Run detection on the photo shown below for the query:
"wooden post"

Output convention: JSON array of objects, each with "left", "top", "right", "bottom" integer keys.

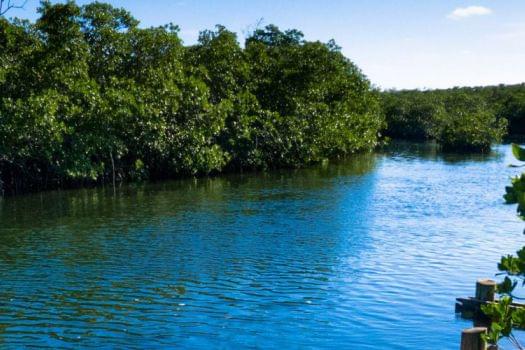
[
  {"left": 476, "top": 279, "right": 497, "bottom": 302},
  {"left": 461, "top": 327, "right": 487, "bottom": 350}
]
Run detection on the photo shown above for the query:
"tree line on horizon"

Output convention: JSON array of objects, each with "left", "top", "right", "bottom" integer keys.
[
  {"left": 381, "top": 84, "right": 525, "bottom": 151},
  {"left": 0, "top": 1, "right": 523, "bottom": 195}
]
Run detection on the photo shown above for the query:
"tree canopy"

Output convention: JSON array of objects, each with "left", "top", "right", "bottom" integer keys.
[
  {"left": 1, "top": 1, "right": 522, "bottom": 196},
  {"left": 0, "top": 1, "right": 384, "bottom": 195},
  {"left": 381, "top": 84, "right": 525, "bottom": 152}
]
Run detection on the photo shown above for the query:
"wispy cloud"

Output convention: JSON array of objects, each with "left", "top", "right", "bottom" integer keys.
[{"left": 447, "top": 6, "right": 492, "bottom": 20}]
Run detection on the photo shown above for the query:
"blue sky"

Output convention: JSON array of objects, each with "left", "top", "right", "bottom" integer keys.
[{"left": 5, "top": 0, "right": 525, "bottom": 89}]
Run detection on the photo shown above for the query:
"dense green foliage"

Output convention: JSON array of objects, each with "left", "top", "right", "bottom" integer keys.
[
  {"left": 1, "top": 1, "right": 522, "bottom": 196},
  {"left": 0, "top": 1, "right": 384, "bottom": 195},
  {"left": 381, "top": 85, "right": 525, "bottom": 151},
  {"left": 482, "top": 144, "right": 525, "bottom": 349}
]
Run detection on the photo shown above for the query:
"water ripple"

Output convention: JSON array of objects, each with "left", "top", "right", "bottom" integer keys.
[{"left": 0, "top": 143, "right": 523, "bottom": 349}]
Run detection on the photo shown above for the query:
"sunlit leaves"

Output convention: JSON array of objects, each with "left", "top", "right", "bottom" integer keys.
[
  {"left": 0, "top": 4, "right": 383, "bottom": 194},
  {"left": 482, "top": 296, "right": 514, "bottom": 345},
  {"left": 512, "top": 144, "right": 525, "bottom": 162}
]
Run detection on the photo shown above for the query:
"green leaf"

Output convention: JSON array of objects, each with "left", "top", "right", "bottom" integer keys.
[
  {"left": 497, "top": 276, "right": 517, "bottom": 295},
  {"left": 512, "top": 143, "right": 525, "bottom": 162}
]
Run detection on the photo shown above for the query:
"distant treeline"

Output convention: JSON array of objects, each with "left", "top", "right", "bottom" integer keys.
[
  {"left": 0, "top": 1, "right": 384, "bottom": 195},
  {"left": 381, "top": 84, "right": 525, "bottom": 150}
]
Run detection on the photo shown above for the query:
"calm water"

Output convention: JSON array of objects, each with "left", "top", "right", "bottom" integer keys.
[{"left": 0, "top": 142, "right": 524, "bottom": 349}]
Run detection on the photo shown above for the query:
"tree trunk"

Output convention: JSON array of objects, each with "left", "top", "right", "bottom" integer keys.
[{"left": 110, "top": 151, "right": 116, "bottom": 195}]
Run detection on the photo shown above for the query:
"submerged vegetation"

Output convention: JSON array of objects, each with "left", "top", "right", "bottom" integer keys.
[{"left": 0, "top": 1, "right": 384, "bottom": 195}]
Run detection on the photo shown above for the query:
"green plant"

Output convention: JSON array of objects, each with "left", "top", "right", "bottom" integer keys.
[
  {"left": 483, "top": 144, "right": 525, "bottom": 349},
  {"left": 504, "top": 144, "right": 525, "bottom": 218},
  {"left": 482, "top": 296, "right": 525, "bottom": 349}
]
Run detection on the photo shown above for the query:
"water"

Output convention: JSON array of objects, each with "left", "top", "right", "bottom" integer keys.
[{"left": 0, "top": 142, "right": 524, "bottom": 349}]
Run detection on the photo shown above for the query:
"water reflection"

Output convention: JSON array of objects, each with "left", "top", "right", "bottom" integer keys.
[
  {"left": 380, "top": 140, "right": 504, "bottom": 164},
  {"left": 0, "top": 153, "right": 382, "bottom": 348},
  {"left": 0, "top": 144, "right": 523, "bottom": 349}
]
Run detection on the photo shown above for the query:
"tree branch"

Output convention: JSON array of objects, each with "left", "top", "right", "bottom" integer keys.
[{"left": 0, "top": 0, "right": 28, "bottom": 16}]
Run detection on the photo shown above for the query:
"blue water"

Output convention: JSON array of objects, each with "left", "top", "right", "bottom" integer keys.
[{"left": 0, "top": 142, "right": 524, "bottom": 349}]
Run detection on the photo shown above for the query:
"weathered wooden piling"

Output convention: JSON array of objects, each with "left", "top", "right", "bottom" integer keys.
[
  {"left": 456, "top": 280, "right": 507, "bottom": 349},
  {"left": 456, "top": 279, "right": 498, "bottom": 322},
  {"left": 475, "top": 279, "right": 496, "bottom": 302},
  {"left": 460, "top": 327, "right": 487, "bottom": 350}
]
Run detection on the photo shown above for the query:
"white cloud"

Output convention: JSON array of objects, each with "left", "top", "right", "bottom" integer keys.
[{"left": 447, "top": 6, "right": 492, "bottom": 20}]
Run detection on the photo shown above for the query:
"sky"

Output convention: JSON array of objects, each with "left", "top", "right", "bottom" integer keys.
[{"left": 5, "top": 0, "right": 525, "bottom": 90}]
